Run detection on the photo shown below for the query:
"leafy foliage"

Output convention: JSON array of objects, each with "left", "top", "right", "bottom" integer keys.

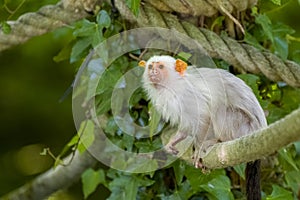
[
  {"left": 5, "top": 0, "right": 294, "bottom": 199},
  {"left": 82, "top": 168, "right": 106, "bottom": 199},
  {"left": 67, "top": 2, "right": 300, "bottom": 199},
  {"left": 125, "top": 0, "right": 141, "bottom": 16},
  {"left": 0, "top": 21, "right": 11, "bottom": 34}
]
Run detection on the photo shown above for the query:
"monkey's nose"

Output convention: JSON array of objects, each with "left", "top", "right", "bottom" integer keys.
[{"left": 151, "top": 69, "right": 159, "bottom": 75}]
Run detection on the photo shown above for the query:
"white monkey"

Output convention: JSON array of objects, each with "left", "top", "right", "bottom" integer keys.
[{"left": 139, "top": 55, "right": 267, "bottom": 200}]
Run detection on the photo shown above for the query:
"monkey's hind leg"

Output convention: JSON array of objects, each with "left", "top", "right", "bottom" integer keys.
[
  {"left": 192, "top": 139, "right": 219, "bottom": 169},
  {"left": 192, "top": 120, "right": 215, "bottom": 169},
  {"left": 165, "top": 131, "right": 188, "bottom": 155}
]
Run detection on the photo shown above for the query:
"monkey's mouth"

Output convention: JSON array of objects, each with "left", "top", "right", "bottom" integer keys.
[{"left": 149, "top": 75, "right": 161, "bottom": 83}]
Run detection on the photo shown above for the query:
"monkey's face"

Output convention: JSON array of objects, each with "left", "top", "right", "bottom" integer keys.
[
  {"left": 140, "top": 55, "right": 187, "bottom": 89},
  {"left": 147, "top": 61, "right": 169, "bottom": 85}
]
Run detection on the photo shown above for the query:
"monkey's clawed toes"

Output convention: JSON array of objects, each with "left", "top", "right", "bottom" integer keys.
[
  {"left": 192, "top": 150, "right": 206, "bottom": 169},
  {"left": 165, "top": 144, "right": 179, "bottom": 155}
]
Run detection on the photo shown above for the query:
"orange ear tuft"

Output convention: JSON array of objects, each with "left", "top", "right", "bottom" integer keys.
[
  {"left": 175, "top": 59, "right": 187, "bottom": 76},
  {"left": 138, "top": 60, "right": 146, "bottom": 67}
]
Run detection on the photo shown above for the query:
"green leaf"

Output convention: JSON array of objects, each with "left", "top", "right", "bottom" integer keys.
[
  {"left": 160, "top": 192, "right": 182, "bottom": 200},
  {"left": 108, "top": 175, "right": 154, "bottom": 200},
  {"left": 291, "top": 50, "right": 300, "bottom": 64},
  {"left": 97, "top": 10, "right": 111, "bottom": 28},
  {"left": 200, "top": 175, "right": 234, "bottom": 200},
  {"left": 105, "top": 117, "right": 119, "bottom": 135},
  {"left": 233, "top": 163, "right": 246, "bottom": 180},
  {"left": 244, "top": 32, "right": 264, "bottom": 50},
  {"left": 70, "top": 37, "right": 91, "bottom": 63},
  {"left": 211, "top": 16, "right": 225, "bottom": 31},
  {"left": 56, "top": 135, "right": 80, "bottom": 158},
  {"left": 134, "top": 137, "right": 162, "bottom": 153},
  {"left": 67, "top": 134, "right": 80, "bottom": 147},
  {"left": 82, "top": 168, "right": 106, "bottom": 199},
  {"left": 125, "top": 0, "right": 141, "bottom": 16},
  {"left": 149, "top": 105, "right": 162, "bottom": 138},
  {"left": 255, "top": 14, "right": 273, "bottom": 42},
  {"left": 285, "top": 170, "right": 300, "bottom": 195},
  {"left": 73, "top": 20, "right": 96, "bottom": 37},
  {"left": 278, "top": 148, "right": 299, "bottom": 171},
  {"left": 121, "top": 133, "right": 135, "bottom": 151},
  {"left": 173, "top": 160, "right": 186, "bottom": 185},
  {"left": 266, "top": 185, "right": 293, "bottom": 200},
  {"left": 177, "top": 180, "right": 194, "bottom": 199},
  {"left": 185, "top": 166, "right": 223, "bottom": 189},
  {"left": 185, "top": 167, "right": 233, "bottom": 199},
  {"left": 78, "top": 120, "right": 95, "bottom": 153},
  {"left": 272, "top": 23, "right": 295, "bottom": 37},
  {"left": 177, "top": 52, "right": 192, "bottom": 61},
  {"left": 273, "top": 36, "right": 288, "bottom": 59},
  {"left": 281, "top": 87, "right": 300, "bottom": 112},
  {"left": 92, "top": 26, "right": 103, "bottom": 47},
  {"left": 95, "top": 90, "right": 113, "bottom": 115},
  {"left": 53, "top": 42, "right": 73, "bottom": 62},
  {"left": 1, "top": 21, "right": 11, "bottom": 34},
  {"left": 96, "top": 67, "right": 123, "bottom": 95},
  {"left": 237, "top": 74, "right": 268, "bottom": 108},
  {"left": 125, "top": 157, "right": 159, "bottom": 173},
  {"left": 269, "top": 0, "right": 281, "bottom": 6}
]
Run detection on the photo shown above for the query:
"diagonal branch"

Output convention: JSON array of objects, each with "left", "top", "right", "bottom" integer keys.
[
  {"left": 202, "top": 107, "right": 300, "bottom": 168},
  {"left": 1, "top": 107, "right": 300, "bottom": 200},
  {"left": 0, "top": 151, "right": 96, "bottom": 200}
]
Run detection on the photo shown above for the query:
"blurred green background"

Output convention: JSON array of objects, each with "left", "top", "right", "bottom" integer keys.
[{"left": 0, "top": 0, "right": 300, "bottom": 199}]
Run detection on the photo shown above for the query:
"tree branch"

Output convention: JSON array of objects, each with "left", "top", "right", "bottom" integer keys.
[
  {"left": 0, "top": 151, "right": 96, "bottom": 200},
  {"left": 2, "top": 107, "right": 300, "bottom": 200},
  {"left": 202, "top": 107, "right": 300, "bottom": 168}
]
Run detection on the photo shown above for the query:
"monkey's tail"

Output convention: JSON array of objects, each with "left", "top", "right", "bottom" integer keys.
[{"left": 246, "top": 160, "right": 261, "bottom": 200}]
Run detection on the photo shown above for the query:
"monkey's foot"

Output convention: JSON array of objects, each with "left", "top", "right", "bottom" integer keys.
[
  {"left": 192, "top": 148, "right": 213, "bottom": 173},
  {"left": 192, "top": 149, "right": 207, "bottom": 169},
  {"left": 165, "top": 144, "right": 179, "bottom": 155},
  {"left": 165, "top": 131, "right": 187, "bottom": 155}
]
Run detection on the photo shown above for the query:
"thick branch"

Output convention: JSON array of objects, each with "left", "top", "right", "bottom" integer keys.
[
  {"left": 2, "top": 107, "right": 300, "bottom": 199},
  {"left": 0, "top": 152, "right": 96, "bottom": 200},
  {"left": 202, "top": 107, "right": 300, "bottom": 168}
]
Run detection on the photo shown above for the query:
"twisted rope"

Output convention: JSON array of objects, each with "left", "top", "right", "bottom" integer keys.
[
  {"left": 145, "top": 0, "right": 257, "bottom": 16},
  {"left": 0, "top": 0, "right": 99, "bottom": 52},
  {"left": 1, "top": 0, "right": 299, "bottom": 87},
  {"left": 115, "top": 1, "right": 300, "bottom": 87}
]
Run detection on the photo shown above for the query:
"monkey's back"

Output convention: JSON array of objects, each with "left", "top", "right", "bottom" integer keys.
[
  {"left": 189, "top": 67, "right": 267, "bottom": 141},
  {"left": 143, "top": 65, "right": 267, "bottom": 143}
]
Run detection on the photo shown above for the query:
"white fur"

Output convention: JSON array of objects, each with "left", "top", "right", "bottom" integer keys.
[{"left": 142, "top": 55, "right": 267, "bottom": 162}]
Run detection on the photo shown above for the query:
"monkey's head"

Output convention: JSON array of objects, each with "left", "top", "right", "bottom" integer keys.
[{"left": 139, "top": 55, "right": 187, "bottom": 88}]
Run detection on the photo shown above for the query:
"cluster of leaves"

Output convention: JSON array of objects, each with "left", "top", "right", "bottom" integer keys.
[
  {"left": 244, "top": 1, "right": 300, "bottom": 61},
  {"left": 54, "top": 6, "right": 122, "bottom": 64},
  {"left": 82, "top": 162, "right": 237, "bottom": 200},
  {"left": 237, "top": 73, "right": 300, "bottom": 199},
  {"left": 237, "top": 1, "right": 300, "bottom": 197}
]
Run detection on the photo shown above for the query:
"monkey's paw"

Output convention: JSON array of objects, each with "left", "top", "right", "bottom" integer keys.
[
  {"left": 192, "top": 148, "right": 210, "bottom": 173},
  {"left": 192, "top": 149, "right": 204, "bottom": 169},
  {"left": 165, "top": 144, "right": 179, "bottom": 155}
]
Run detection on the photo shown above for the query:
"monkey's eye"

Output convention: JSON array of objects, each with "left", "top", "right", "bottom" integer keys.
[
  {"left": 158, "top": 65, "right": 164, "bottom": 69},
  {"left": 148, "top": 64, "right": 153, "bottom": 69}
]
